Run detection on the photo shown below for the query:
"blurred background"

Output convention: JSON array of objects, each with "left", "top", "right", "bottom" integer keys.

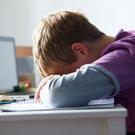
[
  {"left": 0, "top": 0, "right": 135, "bottom": 90},
  {"left": 0, "top": 0, "right": 135, "bottom": 45}
]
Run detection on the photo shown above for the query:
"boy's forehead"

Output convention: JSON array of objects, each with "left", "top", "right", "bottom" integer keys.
[{"left": 46, "top": 63, "right": 74, "bottom": 75}]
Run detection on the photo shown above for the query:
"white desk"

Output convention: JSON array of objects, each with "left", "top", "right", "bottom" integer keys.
[{"left": 0, "top": 106, "right": 127, "bottom": 135}]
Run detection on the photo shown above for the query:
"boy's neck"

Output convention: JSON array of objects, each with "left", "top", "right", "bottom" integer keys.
[
  {"left": 91, "top": 35, "right": 115, "bottom": 59},
  {"left": 100, "top": 35, "right": 115, "bottom": 50}
]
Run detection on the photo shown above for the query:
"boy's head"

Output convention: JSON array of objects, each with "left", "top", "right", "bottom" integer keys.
[{"left": 33, "top": 11, "right": 105, "bottom": 77}]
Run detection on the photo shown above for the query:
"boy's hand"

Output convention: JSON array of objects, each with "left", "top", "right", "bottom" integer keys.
[{"left": 34, "top": 75, "right": 55, "bottom": 101}]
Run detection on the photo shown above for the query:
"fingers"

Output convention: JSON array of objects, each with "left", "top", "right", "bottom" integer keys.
[
  {"left": 34, "top": 79, "right": 47, "bottom": 100},
  {"left": 34, "top": 75, "right": 55, "bottom": 101}
]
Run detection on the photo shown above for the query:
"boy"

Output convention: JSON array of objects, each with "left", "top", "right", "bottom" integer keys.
[{"left": 33, "top": 11, "right": 135, "bottom": 134}]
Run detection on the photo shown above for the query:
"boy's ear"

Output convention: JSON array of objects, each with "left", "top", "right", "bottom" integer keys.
[{"left": 72, "top": 43, "right": 91, "bottom": 56}]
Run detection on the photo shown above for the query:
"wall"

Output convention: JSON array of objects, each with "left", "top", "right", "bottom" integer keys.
[{"left": 0, "top": 0, "right": 135, "bottom": 46}]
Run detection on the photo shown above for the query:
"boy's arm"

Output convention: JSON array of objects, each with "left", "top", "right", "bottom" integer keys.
[
  {"left": 39, "top": 41, "right": 135, "bottom": 107},
  {"left": 39, "top": 64, "right": 119, "bottom": 107}
]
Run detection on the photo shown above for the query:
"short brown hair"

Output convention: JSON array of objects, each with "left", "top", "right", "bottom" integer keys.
[{"left": 33, "top": 11, "right": 105, "bottom": 77}]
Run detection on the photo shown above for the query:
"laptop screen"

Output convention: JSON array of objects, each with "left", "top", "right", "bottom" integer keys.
[{"left": 0, "top": 37, "right": 18, "bottom": 92}]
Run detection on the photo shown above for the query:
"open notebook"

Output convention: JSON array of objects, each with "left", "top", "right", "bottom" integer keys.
[{"left": 0, "top": 97, "right": 114, "bottom": 112}]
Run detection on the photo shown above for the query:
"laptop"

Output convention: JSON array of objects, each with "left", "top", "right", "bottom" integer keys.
[{"left": 0, "top": 36, "right": 18, "bottom": 93}]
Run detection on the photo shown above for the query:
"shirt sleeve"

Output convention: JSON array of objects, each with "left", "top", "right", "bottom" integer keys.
[
  {"left": 93, "top": 41, "right": 135, "bottom": 91},
  {"left": 40, "top": 64, "right": 120, "bottom": 108}
]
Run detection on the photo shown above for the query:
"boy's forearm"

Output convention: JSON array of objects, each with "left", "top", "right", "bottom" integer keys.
[{"left": 40, "top": 64, "right": 120, "bottom": 107}]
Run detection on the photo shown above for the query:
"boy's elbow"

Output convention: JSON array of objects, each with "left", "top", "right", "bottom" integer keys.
[
  {"left": 49, "top": 88, "right": 69, "bottom": 108},
  {"left": 46, "top": 79, "right": 71, "bottom": 108},
  {"left": 40, "top": 78, "right": 87, "bottom": 108},
  {"left": 49, "top": 87, "right": 86, "bottom": 108},
  {"left": 40, "top": 85, "right": 70, "bottom": 108}
]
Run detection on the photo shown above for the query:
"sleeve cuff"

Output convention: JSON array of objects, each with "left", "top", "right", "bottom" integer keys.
[{"left": 84, "top": 64, "right": 120, "bottom": 96}]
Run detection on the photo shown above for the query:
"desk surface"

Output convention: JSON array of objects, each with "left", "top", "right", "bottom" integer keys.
[
  {"left": 0, "top": 106, "right": 127, "bottom": 122},
  {"left": 0, "top": 106, "right": 127, "bottom": 135}
]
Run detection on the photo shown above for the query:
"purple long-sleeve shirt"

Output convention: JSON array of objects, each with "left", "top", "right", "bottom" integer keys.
[
  {"left": 94, "top": 30, "right": 135, "bottom": 133},
  {"left": 40, "top": 30, "right": 135, "bottom": 133}
]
